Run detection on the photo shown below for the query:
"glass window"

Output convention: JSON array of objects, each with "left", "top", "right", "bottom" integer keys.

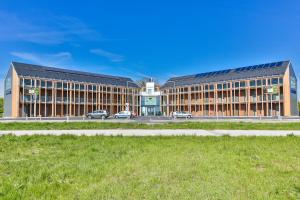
[
  {"left": 250, "top": 80, "right": 256, "bottom": 87},
  {"left": 272, "top": 78, "right": 278, "bottom": 85},
  {"left": 209, "top": 85, "right": 214, "bottom": 90},
  {"left": 279, "top": 78, "right": 283, "bottom": 84},
  {"left": 223, "top": 83, "right": 227, "bottom": 89},
  {"left": 63, "top": 83, "right": 68, "bottom": 90},
  {"left": 80, "top": 84, "right": 85, "bottom": 90},
  {"left": 235, "top": 82, "right": 239, "bottom": 88},
  {"left": 257, "top": 80, "right": 261, "bottom": 86},
  {"left": 41, "top": 80, "right": 46, "bottom": 87},
  {"left": 88, "top": 85, "right": 93, "bottom": 91},
  {"left": 57, "top": 82, "right": 62, "bottom": 89},
  {"left": 263, "top": 80, "right": 266, "bottom": 86},
  {"left": 47, "top": 81, "right": 52, "bottom": 88},
  {"left": 75, "top": 84, "right": 79, "bottom": 90},
  {"left": 36, "top": 80, "right": 40, "bottom": 87},
  {"left": 93, "top": 85, "right": 97, "bottom": 91},
  {"left": 240, "top": 81, "right": 246, "bottom": 87},
  {"left": 24, "top": 79, "right": 31, "bottom": 86},
  {"left": 217, "top": 84, "right": 222, "bottom": 90},
  {"left": 205, "top": 85, "right": 209, "bottom": 90},
  {"left": 268, "top": 79, "right": 271, "bottom": 85}
]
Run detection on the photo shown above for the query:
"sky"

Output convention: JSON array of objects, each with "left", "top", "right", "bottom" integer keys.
[{"left": 1, "top": 0, "right": 300, "bottom": 97}]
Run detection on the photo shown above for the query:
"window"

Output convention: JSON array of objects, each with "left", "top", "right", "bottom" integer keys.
[
  {"left": 257, "top": 80, "right": 261, "bottom": 86},
  {"left": 93, "top": 85, "right": 97, "bottom": 91},
  {"left": 279, "top": 78, "right": 283, "bottom": 84},
  {"left": 5, "top": 75, "right": 12, "bottom": 91},
  {"left": 235, "top": 82, "right": 239, "bottom": 88},
  {"left": 41, "top": 80, "right": 46, "bottom": 87},
  {"left": 240, "top": 81, "right": 246, "bottom": 88},
  {"left": 263, "top": 80, "right": 266, "bottom": 86},
  {"left": 57, "top": 82, "right": 62, "bottom": 89},
  {"left": 36, "top": 80, "right": 40, "bottom": 87},
  {"left": 75, "top": 84, "right": 79, "bottom": 90},
  {"left": 209, "top": 85, "right": 214, "bottom": 90},
  {"left": 268, "top": 79, "right": 271, "bottom": 85},
  {"left": 223, "top": 83, "right": 227, "bottom": 89},
  {"left": 88, "top": 85, "right": 93, "bottom": 91},
  {"left": 217, "top": 84, "right": 222, "bottom": 90},
  {"left": 24, "top": 79, "right": 31, "bottom": 86},
  {"left": 250, "top": 80, "right": 256, "bottom": 87},
  {"left": 47, "top": 81, "right": 52, "bottom": 88},
  {"left": 272, "top": 78, "right": 278, "bottom": 85},
  {"left": 63, "top": 83, "right": 68, "bottom": 90},
  {"left": 80, "top": 85, "right": 85, "bottom": 90},
  {"left": 205, "top": 85, "right": 209, "bottom": 90}
]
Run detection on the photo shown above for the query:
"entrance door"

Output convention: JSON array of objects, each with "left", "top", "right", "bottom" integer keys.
[{"left": 147, "top": 107, "right": 155, "bottom": 116}]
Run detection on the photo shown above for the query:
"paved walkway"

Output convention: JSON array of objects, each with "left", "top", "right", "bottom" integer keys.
[{"left": 0, "top": 129, "right": 300, "bottom": 136}]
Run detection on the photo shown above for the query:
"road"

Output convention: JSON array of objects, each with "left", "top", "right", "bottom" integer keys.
[
  {"left": 1, "top": 129, "right": 299, "bottom": 136},
  {"left": 1, "top": 116, "right": 300, "bottom": 123}
]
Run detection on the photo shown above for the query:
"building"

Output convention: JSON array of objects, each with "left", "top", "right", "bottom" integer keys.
[
  {"left": 161, "top": 60, "right": 298, "bottom": 117},
  {"left": 4, "top": 62, "right": 140, "bottom": 118},
  {"left": 140, "top": 82, "right": 161, "bottom": 116},
  {"left": 4, "top": 60, "right": 298, "bottom": 118}
]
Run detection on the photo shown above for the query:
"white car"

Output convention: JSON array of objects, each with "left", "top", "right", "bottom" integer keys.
[
  {"left": 172, "top": 111, "right": 192, "bottom": 119},
  {"left": 114, "top": 111, "right": 132, "bottom": 119}
]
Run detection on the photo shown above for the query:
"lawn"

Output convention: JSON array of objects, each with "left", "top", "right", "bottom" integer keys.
[
  {"left": 0, "top": 135, "right": 299, "bottom": 199},
  {"left": 2, "top": 121, "right": 300, "bottom": 130}
]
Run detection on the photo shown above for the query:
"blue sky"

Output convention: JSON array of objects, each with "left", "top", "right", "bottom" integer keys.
[{"left": 1, "top": 0, "right": 300, "bottom": 96}]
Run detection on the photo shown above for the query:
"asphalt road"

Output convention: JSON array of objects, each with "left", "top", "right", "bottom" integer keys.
[{"left": 1, "top": 116, "right": 300, "bottom": 123}]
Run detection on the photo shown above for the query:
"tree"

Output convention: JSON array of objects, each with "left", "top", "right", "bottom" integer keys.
[{"left": 0, "top": 97, "right": 3, "bottom": 117}]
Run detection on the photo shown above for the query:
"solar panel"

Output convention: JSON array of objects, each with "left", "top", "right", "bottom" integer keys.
[{"left": 12, "top": 62, "right": 139, "bottom": 88}]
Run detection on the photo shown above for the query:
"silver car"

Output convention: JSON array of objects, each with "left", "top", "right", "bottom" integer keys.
[
  {"left": 172, "top": 111, "right": 192, "bottom": 119},
  {"left": 114, "top": 111, "right": 132, "bottom": 119},
  {"left": 86, "top": 110, "right": 110, "bottom": 119}
]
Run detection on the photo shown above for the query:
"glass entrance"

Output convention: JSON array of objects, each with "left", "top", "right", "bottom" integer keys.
[{"left": 141, "top": 106, "right": 161, "bottom": 116}]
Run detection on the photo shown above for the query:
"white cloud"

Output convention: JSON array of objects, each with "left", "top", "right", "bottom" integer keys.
[
  {"left": 0, "top": 11, "right": 101, "bottom": 45},
  {"left": 10, "top": 51, "right": 72, "bottom": 67},
  {"left": 90, "top": 48, "right": 124, "bottom": 62}
]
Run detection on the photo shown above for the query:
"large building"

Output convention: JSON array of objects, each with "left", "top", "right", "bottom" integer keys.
[{"left": 4, "top": 60, "right": 298, "bottom": 117}]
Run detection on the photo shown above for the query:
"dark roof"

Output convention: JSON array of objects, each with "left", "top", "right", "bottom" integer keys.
[
  {"left": 162, "top": 61, "right": 290, "bottom": 88},
  {"left": 12, "top": 62, "right": 139, "bottom": 88}
]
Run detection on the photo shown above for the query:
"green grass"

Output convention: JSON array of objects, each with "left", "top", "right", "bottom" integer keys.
[
  {"left": 0, "top": 135, "right": 299, "bottom": 199},
  {"left": 2, "top": 121, "right": 300, "bottom": 130}
]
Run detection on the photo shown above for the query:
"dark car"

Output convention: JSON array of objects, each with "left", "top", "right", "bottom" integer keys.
[{"left": 86, "top": 110, "right": 110, "bottom": 119}]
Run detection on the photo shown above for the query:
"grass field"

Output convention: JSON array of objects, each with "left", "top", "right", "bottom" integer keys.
[
  {"left": 2, "top": 121, "right": 300, "bottom": 130},
  {"left": 0, "top": 135, "right": 299, "bottom": 199}
]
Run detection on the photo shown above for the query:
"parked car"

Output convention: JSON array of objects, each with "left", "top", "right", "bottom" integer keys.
[
  {"left": 172, "top": 111, "right": 192, "bottom": 119},
  {"left": 86, "top": 110, "right": 110, "bottom": 119},
  {"left": 114, "top": 111, "right": 132, "bottom": 119}
]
